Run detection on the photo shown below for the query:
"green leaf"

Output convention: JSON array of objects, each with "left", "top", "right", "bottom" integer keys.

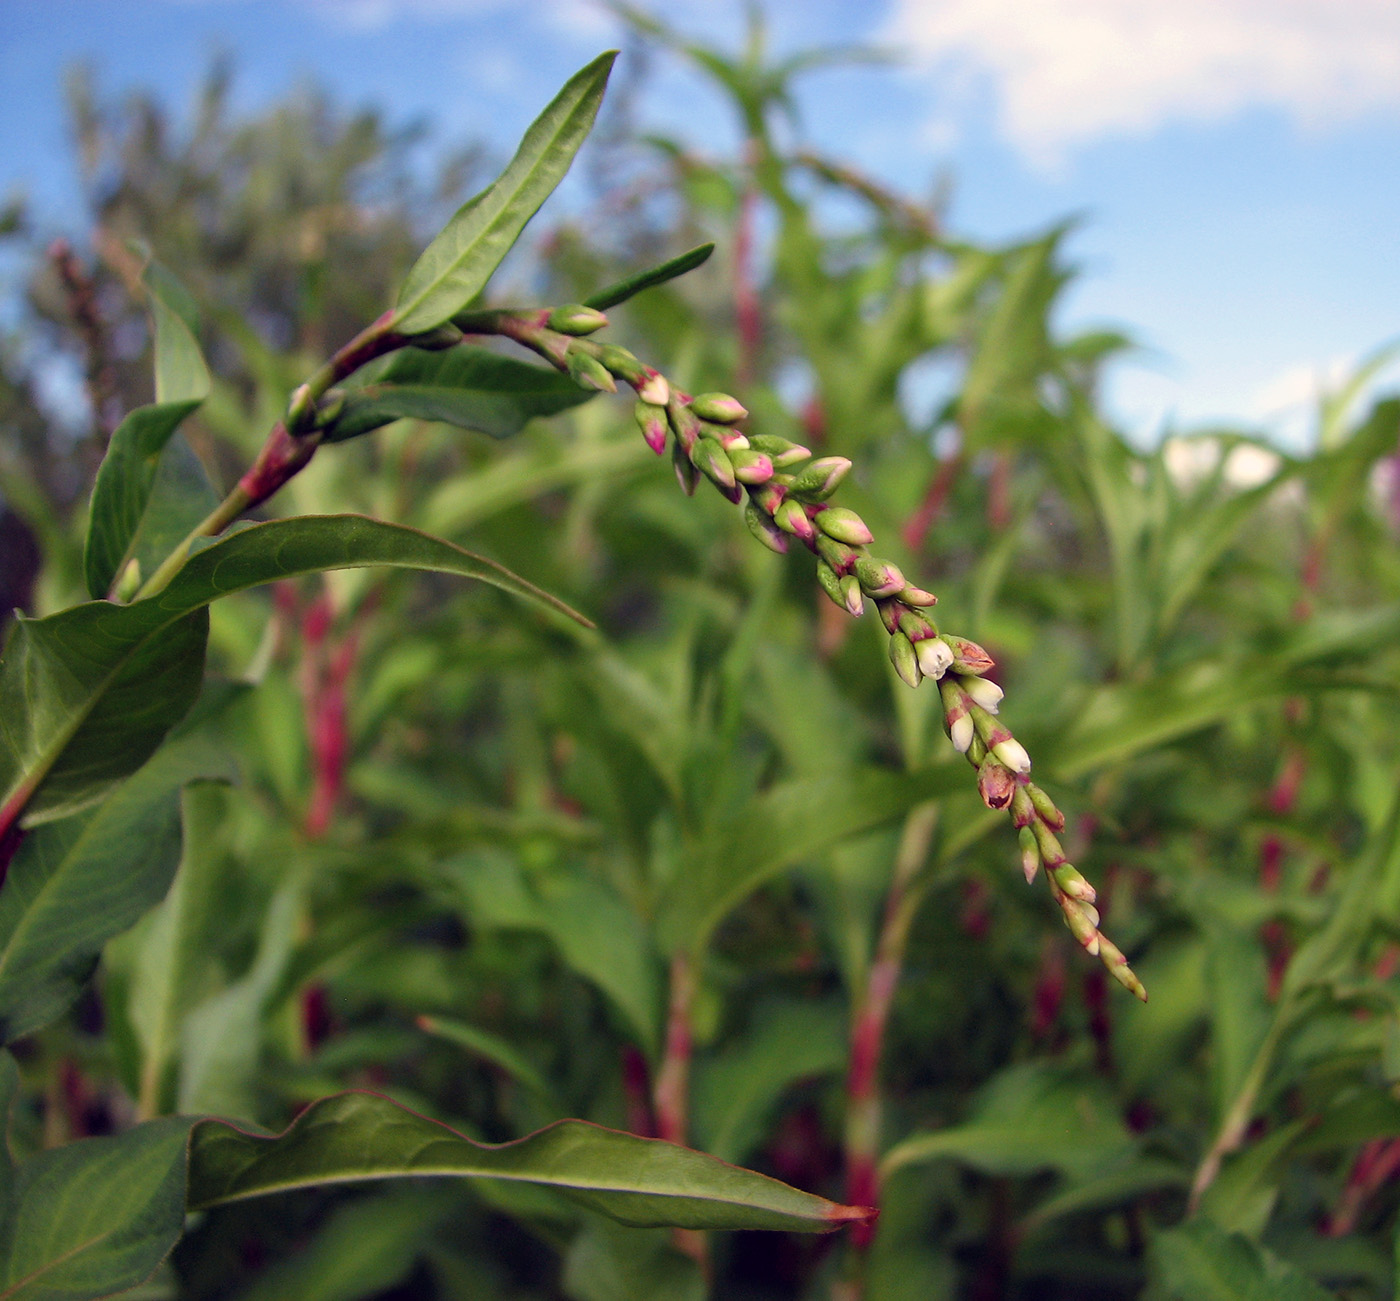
[
  {"left": 417, "top": 1013, "right": 563, "bottom": 1112},
  {"left": 323, "top": 345, "right": 593, "bottom": 442},
  {"left": 0, "top": 1104, "right": 190, "bottom": 1301},
  {"left": 393, "top": 53, "right": 616, "bottom": 334},
  {"left": 0, "top": 514, "right": 591, "bottom": 832},
  {"left": 186, "top": 1091, "right": 872, "bottom": 1232},
  {"left": 0, "top": 724, "right": 234, "bottom": 1043},
  {"left": 879, "top": 1062, "right": 1135, "bottom": 1182},
  {"left": 583, "top": 242, "right": 715, "bottom": 311},
  {"left": 563, "top": 1221, "right": 704, "bottom": 1301},
  {"left": 658, "top": 764, "right": 966, "bottom": 952},
  {"left": 82, "top": 263, "right": 211, "bottom": 600},
  {"left": 1149, "top": 1218, "right": 1336, "bottom": 1301}
]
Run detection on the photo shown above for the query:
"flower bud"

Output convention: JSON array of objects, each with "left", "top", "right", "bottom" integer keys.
[
  {"left": 813, "top": 507, "right": 874, "bottom": 546},
  {"left": 787, "top": 456, "right": 852, "bottom": 500},
  {"left": 729, "top": 448, "right": 775, "bottom": 484},
  {"left": 1027, "top": 783, "right": 1065, "bottom": 831},
  {"left": 888, "top": 631, "right": 922, "bottom": 688},
  {"left": 967, "top": 734, "right": 988, "bottom": 766},
  {"left": 1031, "top": 820, "right": 1067, "bottom": 869},
  {"left": 945, "top": 635, "right": 994, "bottom": 675},
  {"left": 635, "top": 400, "right": 668, "bottom": 454},
  {"left": 1009, "top": 784, "right": 1036, "bottom": 829},
  {"left": 548, "top": 304, "right": 609, "bottom": 335},
  {"left": 565, "top": 346, "right": 616, "bottom": 393},
  {"left": 690, "top": 392, "right": 748, "bottom": 424},
  {"left": 668, "top": 401, "right": 702, "bottom": 453},
  {"left": 815, "top": 535, "right": 858, "bottom": 574},
  {"left": 901, "top": 584, "right": 938, "bottom": 607},
  {"left": 815, "top": 559, "right": 846, "bottom": 610},
  {"left": 672, "top": 439, "right": 699, "bottom": 495},
  {"left": 774, "top": 497, "right": 817, "bottom": 543},
  {"left": 1050, "top": 863, "right": 1096, "bottom": 904},
  {"left": 711, "top": 428, "right": 750, "bottom": 451},
  {"left": 877, "top": 599, "right": 902, "bottom": 635},
  {"left": 992, "top": 736, "right": 1031, "bottom": 774},
  {"left": 840, "top": 575, "right": 865, "bottom": 617},
  {"left": 744, "top": 498, "right": 789, "bottom": 553},
  {"left": 1018, "top": 825, "right": 1040, "bottom": 884},
  {"left": 596, "top": 343, "right": 645, "bottom": 384},
  {"left": 898, "top": 610, "right": 937, "bottom": 642},
  {"left": 748, "top": 434, "right": 811, "bottom": 467},
  {"left": 961, "top": 675, "right": 1003, "bottom": 714},
  {"left": 1058, "top": 896, "right": 1101, "bottom": 955},
  {"left": 636, "top": 370, "right": 670, "bottom": 406},
  {"left": 1097, "top": 935, "right": 1148, "bottom": 1001},
  {"left": 939, "top": 678, "right": 974, "bottom": 753},
  {"left": 916, "top": 637, "right": 954, "bottom": 680},
  {"left": 855, "top": 556, "right": 905, "bottom": 598},
  {"left": 693, "top": 437, "right": 736, "bottom": 492},
  {"left": 977, "top": 760, "right": 1016, "bottom": 809}
]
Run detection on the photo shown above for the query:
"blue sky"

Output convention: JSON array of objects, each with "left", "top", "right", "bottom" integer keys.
[{"left": 3, "top": 0, "right": 1399, "bottom": 447}]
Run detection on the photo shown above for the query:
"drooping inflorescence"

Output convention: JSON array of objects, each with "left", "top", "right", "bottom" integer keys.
[{"left": 470, "top": 303, "right": 1146, "bottom": 1001}]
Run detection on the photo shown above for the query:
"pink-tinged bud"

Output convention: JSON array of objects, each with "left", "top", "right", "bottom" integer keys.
[
  {"left": 961, "top": 676, "right": 1003, "bottom": 713},
  {"left": 992, "top": 736, "right": 1031, "bottom": 774},
  {"left": 774, "top": 497, "right": 817, "bottom": 542},
  {"left": 898, "top": 610, "right": 937, "bottom": 642},
  {"left": 901, "top": 585, "right": 938, "bottom": 607},
  {"left": 635, "top": 400, "right": 668, "bottom": 454},
  {"left": 1050, "top": 863, "right": 1096, "bottom": 904},
  {"left": 668, "top": 401, "right": 702, "bottom": 453},
  {"left": 548, "top": 303, "right": 609, "bottom": 336},
  {"left": 744, "top": 499, "right": 789, "bottom": 553},
  {"left": 1009, "top": 785, "right": 1035, "bottom": 829},
  {"left": 977, "top": 760, "right": 1016, "bottom": 809},
  {"left": 888, "top": 631, "right": 922, "bottom": 688},
  {"left": 636, "top": 371, "right": 670, "bottom": 406},
  {"left": 1031, "top": 820, "right": 1067, "bottom": 868},
  {"left": 813, "top": 507, "right": 874, "bottom": 546},
  {"left": 1027, "top": 784, "right": 1065, "bottom": 831},
  {"left": 597, "top": 344, "right": 645, "bottom": 384},
  {"left": 730, "top": 448, "right": 775, "bottom": 484},
  {"left": 945, "top": 635, "right": 994, "bottom": 675},
  {"left": 916, "top": 637, "right": 954, "bottom": 680},
  {"left": 713, "top": 429, "right": 750, "bottom": 451},
  {"left": 815, "top": 535, "right": 858, "bottom": 575},
  {"left": 1018, "top": 826, "right": 1040, "bottom": 883},
  {"left": 690, "top": 392, "right": 748, "bottom": 424},
  {"left": 1097, "top": 935, "right": 1148, "bottom": 1001},
  {"left": 693, "top": 437, "right": 736, "bottom": 492},
  {"left": 877, "top": 599, "right": 902, "bottom": 635},
  {"left": 672, "top": 439, "right": 699, "bottom": 495},
  {"left": 565, "top": 345, "right": 617, "bottom": 393},
  {"left": 840, "top": 575, "right": 865, "bottom": 617},
  {"left": 749, "top": 434, "right": 811, "bottom": 467},
  {"left": 816, "top": 559, "right": 846, "bottom": 610},
  {"left": 856, "top": 556, "right": 905, "bottom": 598},
  {"left": 788, "top": 456, "right": 852, "bottom": 500},
  {"left": 1059, "top": 897, "right": 1101, "bottom": 955}
]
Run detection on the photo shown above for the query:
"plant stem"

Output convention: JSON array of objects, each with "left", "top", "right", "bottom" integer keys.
[
  {"left": 841, "top": 802, "right": 939, "bottom": 1292},
  {"left": 654, "top": 950, "right": 708, "bottom": 1272},
  {"left": 133, "top": 480, "right": 253, "bottom": 600}
]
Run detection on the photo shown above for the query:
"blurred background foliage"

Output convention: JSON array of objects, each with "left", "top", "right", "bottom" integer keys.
[{"left": 2, "top": 13, "right": 1400, "bottom": 1299}]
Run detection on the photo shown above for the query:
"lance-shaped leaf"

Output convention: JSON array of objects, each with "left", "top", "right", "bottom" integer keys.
[
  {"left": 322, "top": 346, "right": 593, "bottom": 443},
  {"left": 83, "top": 262, "right": 212, "bottom": 600},
  {"left": 0, "top": 722, "right": 235, "bottom": 1044},
  {"left": 0, "top": 515, "right": 590, "bottom": 833},
  {"left": 0, "top": 1049, "right": 191, "bottom": 1301},
  {"left": 583, "top": 242, "right": 715, "bottom": 311},
  {"left": 187, "top": 1091, "right": 873, "bottom": 1232},
  {"left": 393, "top": 52, "right": 615, "bottom": 335}
]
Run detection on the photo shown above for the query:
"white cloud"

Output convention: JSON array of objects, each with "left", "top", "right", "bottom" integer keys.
[{"left": 886, "top": 0, "right": 1400, "bottom": 161}]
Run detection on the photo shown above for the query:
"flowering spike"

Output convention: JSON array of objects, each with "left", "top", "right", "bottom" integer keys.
[
  {"left": 813, "top": 507, "right": 874, "bottom": 546},
  {"left": 888, "top": 631, "right": 922, "bottom": 688}
]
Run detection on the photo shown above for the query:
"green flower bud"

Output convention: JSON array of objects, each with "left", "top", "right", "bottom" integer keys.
[
  {"left": 1027, "top": 784, "right": 1065, "bottom": 831},
  {"left": 747, "top": 434, "right": 812, "bottom": 467},
  {"left": 1058, "top": 895, "right": 1101, "bottom": 955},
  {"left": 967, "top": 734, "right": 988, "bottom": 766},
  {"left": 775, "top": 497, "right": 817, "bottom": 542},
  {"left": 1097, "top": 935, "right": 1148, "bottom": 1002},
  {"left": 711, "top": 428, "right": 750, "bottom": 451},
  {"left": 729, "top": 448, "right": 775, "bottom": 484},
  {"left": 596, "top": 343, "right": 646, "bottom": 384},
  {"left": 1009, "top": 784, "right": 1036, "bottom": 829},
  {"left": 877, "top": 599, "right": 902, "bottom": 635},
  {"left": 888, "top": 631, "right": 922, "bottom": 688},
  {"left": 901, "top": 584, "right": 939, "bottom": 607},
  {"left": 690, "top": 392, "right": 749, "bottom": 424},
  {"left": 897, "top": 610, "right": 937, "bottom": 642},
  {"left": 840, "top": 574, "right": 865, "bottom": 617},
  {"left": 815, "top": 534, "right": 858, "bottom": 574},
  {"left": 668, "top": 400, "right": 702, "bottom": 453},
  {"left": 1031, "top": 820, "right": 1067, "bottom": 869},
  {"left": 1018, "top": 825, "right": 1040, "bottom": 884},
  {"left": 816, "top": 559, "right": 846, "bottom": 610},
  {"left": 693, "top": 436, "right": 737, "bottom": 494},
  {"left": 565, "top": 345, "right": 617, "bottom": 393},
  {"left": 855, "top": 556, "right": 906, "bottom": 597},
  {"left": 813, "top": 507, "right": 874, "bottom": 546},
  {"left": 787, "top": 456, "right": 853, "bottom": 500},
  {"left": 672, "top": 439, "right": 699, "bottom": 495},
  {"left": 548, "top": 303, "right": 609, "bottom": 335},
  {"left": 744, "top": 498, "right": 789, "bottom": 553},
  {"left": 635, "top": 400, "right": 668, "bottom": 454},
  {"left": 1050, "top": 862, "right": 1096, "bottom": 904}
]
